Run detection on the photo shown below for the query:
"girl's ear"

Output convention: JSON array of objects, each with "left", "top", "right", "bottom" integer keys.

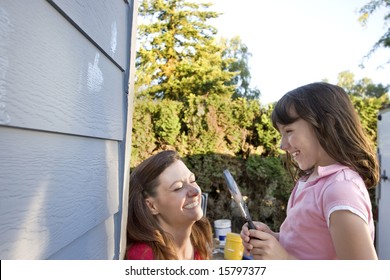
[{"left": 145, "top": 198, "right": 159, "bottom": 215}]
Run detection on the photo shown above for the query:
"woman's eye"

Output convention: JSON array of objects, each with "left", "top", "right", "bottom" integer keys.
[
  {"left": 189, "top": 174, "right": 196, "bottom": 183},
  {"left": 174, "top": 185, "right": 183, "bottom": 191}
]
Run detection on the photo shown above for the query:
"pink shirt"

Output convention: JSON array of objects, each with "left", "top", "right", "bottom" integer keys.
[{"left": 279, "top": 163, "right": 374, "bottom": 260}]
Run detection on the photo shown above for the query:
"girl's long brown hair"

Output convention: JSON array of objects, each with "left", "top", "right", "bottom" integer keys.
[
  {"left": 126, "top": 150, "right": 213, "bottom": 259},
  {"left": 271, "top": 82, "right": 379, "bottom": 189}
]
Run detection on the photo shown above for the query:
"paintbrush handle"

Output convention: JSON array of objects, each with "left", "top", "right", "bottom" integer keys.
[
  {"left": 247, "top": 219, "right": 256, "bottom": 230},
  {"left": 243, "top": 203, "right": 256, "bottom": 230},
  {"left": 247, "top": 218, "right": 262, "bottom": 241}
]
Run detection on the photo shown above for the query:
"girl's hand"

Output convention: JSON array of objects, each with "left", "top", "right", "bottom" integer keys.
[
  {"left": 240, "top": 222, "right": 293, "bottom": 259},
  {"left": 240, "top": 221, "right": 275, "bottom": 256},
  {"left": 248, "top": 229, "right": 293, "bottom": 259}
]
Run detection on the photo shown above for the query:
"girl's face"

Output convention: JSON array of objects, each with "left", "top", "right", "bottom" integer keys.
[
  {"left": 277, "top": 114, "right": 336, "bottom": 174},
  {"left": 145, "top": 160, "right": 203, "bottom": 230}
]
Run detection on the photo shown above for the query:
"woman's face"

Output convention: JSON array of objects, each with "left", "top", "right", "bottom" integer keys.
[
  {"left": 277, "top": 113, "right": 336, "bottom": 173},
  {"left": 145, "top": 160, "right": 203, "bottom": 229}
]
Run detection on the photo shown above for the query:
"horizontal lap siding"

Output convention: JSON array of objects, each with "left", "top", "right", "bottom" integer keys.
[
  {"left": 49, "top": 0, "right": 129, "bottom": 71},
  {"left": 0, "top": 0, "right": 132, "bottom": 259},
  {"left": 48, "top": 216, "right": 117, "bottom": 260},
  {"left": 1, "top": 0, "right": 124, "bottom": 140},
  {"left": 0, "top": 127, "right": 119, "bottom": 259}
]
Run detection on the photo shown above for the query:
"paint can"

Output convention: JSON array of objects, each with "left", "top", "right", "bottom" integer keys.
[
  {"left": 224, "top": 232, "right": 244, "bottom": 260},
  {"left": 214, "top": 219, "right": 231, "bottom": 245}
]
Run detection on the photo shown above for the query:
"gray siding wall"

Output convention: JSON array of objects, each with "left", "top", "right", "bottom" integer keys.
[{"left": 0, "top": 0, "right": 136, "bottom": 259}]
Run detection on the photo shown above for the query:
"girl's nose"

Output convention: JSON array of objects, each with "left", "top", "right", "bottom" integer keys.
[{"left": 280, "top": 138, "right": 289, "bottom": 151}]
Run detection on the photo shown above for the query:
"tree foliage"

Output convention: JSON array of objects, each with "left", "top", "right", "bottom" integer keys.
[
  {"left": 220, "top": 36, "right": 261, "bottom": 100},
  {"left": 359, "top": 0, "right": 390, "bottom": 64},
  {"left": 337, "top": 70, "right": 390, "bottom": 98},
  {"left": 136, "top": 0, "right": 236, "bottom": 101},
  {"left": 351, "top": 94, "right": 388, "bottom": 144}
]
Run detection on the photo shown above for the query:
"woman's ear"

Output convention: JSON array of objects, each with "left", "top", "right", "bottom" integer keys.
[{"left": 145, "top": 198, "right": 159, "bottom": 215}]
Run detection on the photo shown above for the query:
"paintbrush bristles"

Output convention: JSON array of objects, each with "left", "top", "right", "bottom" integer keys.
[{"left": 231, "top": 192, "right": 242, "bottom": 204}]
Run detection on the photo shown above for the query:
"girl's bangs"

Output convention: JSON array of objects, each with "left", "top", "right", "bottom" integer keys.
[{"left": 271, "top": 95, "right": 299, "bottom": 128}]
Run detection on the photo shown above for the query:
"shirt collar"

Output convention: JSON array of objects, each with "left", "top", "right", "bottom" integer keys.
[
  {"left": 317, "top": 163, "right": 348, "bottom": 178},
  {"left": 299, "top": 163, "right": 348, "bottom": 185}
]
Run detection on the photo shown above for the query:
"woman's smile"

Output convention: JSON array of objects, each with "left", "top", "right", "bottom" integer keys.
[{"left": 184, "top": 199, "right": 200, "bottom": 209}]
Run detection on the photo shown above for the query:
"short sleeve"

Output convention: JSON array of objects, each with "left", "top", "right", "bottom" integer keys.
[{"left": 322, "top": 175, "right": 372, "bottom": 226}]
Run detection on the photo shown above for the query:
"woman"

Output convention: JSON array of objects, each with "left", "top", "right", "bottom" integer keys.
[{"left": 126, "top": 150, "right": 213, "bottom": 260}]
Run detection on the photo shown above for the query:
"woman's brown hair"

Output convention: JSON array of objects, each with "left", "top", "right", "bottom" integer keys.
[
  {"left": 126, "top": 150, "right": 213, "bottom": 259},
  {"left": 271, "top": 82, "right": 379, "bottom": 189}
]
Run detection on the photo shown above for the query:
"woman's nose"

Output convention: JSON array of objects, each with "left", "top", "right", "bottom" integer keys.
[{"left": 187, "top": 184, "right": 200, "bottom": 197}]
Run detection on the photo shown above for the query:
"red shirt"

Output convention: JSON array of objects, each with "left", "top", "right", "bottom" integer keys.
[{"left": 126, "top": 242, "right": 202, "bottom": 260}]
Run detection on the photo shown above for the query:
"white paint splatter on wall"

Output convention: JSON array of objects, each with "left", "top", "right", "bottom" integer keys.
[
  {"left": 87, "top": 53, "right": 103, "bottom": 93},
  {"left": 0, "top": 7, "right": 11, "bottom": 125},
  {"left": 110, "top": 21, "right": 117, "bottom": 54}
]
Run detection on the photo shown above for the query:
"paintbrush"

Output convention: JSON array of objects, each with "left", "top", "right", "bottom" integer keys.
[{"left": 223, "top": 169, "right": 256, "bottom": 230}]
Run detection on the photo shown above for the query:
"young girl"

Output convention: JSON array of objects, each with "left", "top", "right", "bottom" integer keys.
[
  {"left": 126, "top": 150, "right": 213, "bottom": 260},
  {"left": 241, "top": 82, "right": 379, "bottom": 259}
]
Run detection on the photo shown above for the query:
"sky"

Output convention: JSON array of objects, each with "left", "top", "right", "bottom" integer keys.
[{"left": 198, "top": 0, "right": 390, "bottom": 104}]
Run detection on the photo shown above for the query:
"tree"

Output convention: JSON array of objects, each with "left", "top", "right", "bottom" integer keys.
[
  {"left": 359, "top": 0, "right": 390, "bottom": 65},
  {"left": 337, "top": 70, "right": 389, "bottom": 98},
  {"left": 136, "top": 0, "right": 236, "bottom": 101},
  {"left": 220, "top": 36, "right": 261, "bottom": 100}
]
